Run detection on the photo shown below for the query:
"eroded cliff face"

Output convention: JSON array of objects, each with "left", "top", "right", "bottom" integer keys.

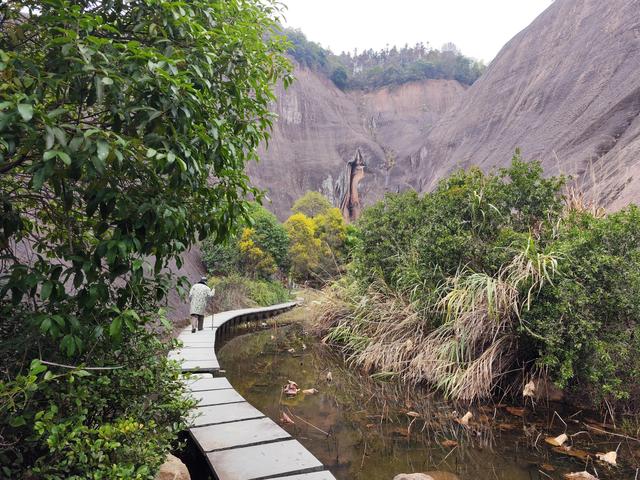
[
  {"left": 400, "top": 0, "right": 640, "bottom": 209},
  {"left": 251, "top": 0, "right": 640, "bottom": 220},
  {"left": 247, "top": 68, "right": 467, "bottom": 219}
]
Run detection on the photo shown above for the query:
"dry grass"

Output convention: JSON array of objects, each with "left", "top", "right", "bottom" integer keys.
[
  {"left": 313, "top": 237, "right": 560, "bottom": 402},
  {"left": 564, "top": 185, "right": 606, "bottom": 218}
]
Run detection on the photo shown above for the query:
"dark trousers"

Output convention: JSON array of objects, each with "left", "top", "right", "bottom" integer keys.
[{"left": 191, "top": 314, "right": 204, "bottom": 330}]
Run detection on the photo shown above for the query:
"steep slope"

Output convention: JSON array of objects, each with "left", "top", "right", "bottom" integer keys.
[
  {"left": 248, "top": 68, "right": 466, "bottom": 219},
  {"left": 404, "top": 0, "right": 640, "bottom": 208}
]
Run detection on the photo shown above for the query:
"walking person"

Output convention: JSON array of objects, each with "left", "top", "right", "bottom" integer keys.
[{"left": 189, "top": 276, "right": 215, "bottom": 333}]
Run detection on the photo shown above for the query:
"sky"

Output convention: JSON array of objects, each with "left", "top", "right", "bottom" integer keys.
[{"left": 281, "top": 0, "right": 554, "bottom": 63}]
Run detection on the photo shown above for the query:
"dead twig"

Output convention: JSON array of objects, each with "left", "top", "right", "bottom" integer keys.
[
  {"left": 585, "top": 424, "right": 640, "bottom": 442},
  {"left": 286, "top": 408, "right": 330, "bottom": 436}
]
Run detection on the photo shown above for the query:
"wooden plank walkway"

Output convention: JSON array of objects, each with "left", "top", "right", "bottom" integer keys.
[{"left": 170, "top": 302, "right": 337, "bottom": 480}]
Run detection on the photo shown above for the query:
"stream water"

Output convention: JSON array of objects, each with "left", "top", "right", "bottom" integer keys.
[{"left": 217, "top": 322, "right": 636, "bottom": 480}]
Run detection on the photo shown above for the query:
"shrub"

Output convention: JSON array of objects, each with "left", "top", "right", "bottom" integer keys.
[
  {"left": 0, "top": 0, "right": 289, "bottom": 476},
  {"left": 201, "top": 241, "right": 240, "bottom": 277},
  {"left": 238, "top": 228, "right": 278, "bottom": 279},
  {"left": 285, "top": 213, "right": 323, "bottom": 283},
  {"left": 0, "top": 325, "right": 196, "bottom": 479},
  {"left": 522, "top": 207, "right": 640, "bottom": 401},
  {"left": 285, "top": 194, "right": 350, "bottom": 286},
  {"left": 318, "top": 153, "right": 640, "bottom": 406},
  {"left": 210, "top": 274, "right": 290, "bottom": 311},
  {"left": 201, "top": 203, "right": 290, "bottom": 279},
  {"left": 291, "top": 191, "right": 333, "bottom": 218}
]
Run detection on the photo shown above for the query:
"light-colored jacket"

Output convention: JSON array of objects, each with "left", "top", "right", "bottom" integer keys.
[{"left": 189, "top": 283, "right": 215, "bottom": 316}]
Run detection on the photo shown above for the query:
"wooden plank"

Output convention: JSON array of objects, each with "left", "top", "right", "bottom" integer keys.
[
  {"left": 192, "top": 389, "right": 245, "bottom": 406},
  {"left": 180, "top": 359, "right": 220, "bottom": 372},
  {"left": 269, "top": 472, "right": 337, "bottom": 480},
  {"left": 190, "top": 417, "right": 290, "bottom": 452},
  {"left": 169, "top": 348, "right": 217, "bottom": 362},
  {"left": 190, "top": 402, "right": 264, "bottom": 427},
  {"left": 206, "top": 439, "right": 323, "bottom": 480},
  {"left": 184, "top": 376, "right": 232, "bottom": 392}
]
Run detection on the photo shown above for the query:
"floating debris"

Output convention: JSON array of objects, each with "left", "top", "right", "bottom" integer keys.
[
  {"left": 564, "top": 472, "right": 598, "bottom": 480},
  {"left": 523, "top": 380, "right": 536, "bottom": 397},
  {"left": 456, "top": 411, "right": 472, "bottom": 425},
  {"left": 283, "top": 380, "right": 299, "bottom": 396},
  {"left": 545, "top": 433, "right": 568, "bottom": 447},
  {"left": 596, "top": 450, "right": 617, "bottom": 466},
  {"left": 280, "top": 411, "right": 295, "bottom": 424}
]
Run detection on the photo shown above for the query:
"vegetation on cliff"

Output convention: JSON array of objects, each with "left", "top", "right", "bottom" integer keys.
[
  {"left": 315, "top": 154, "right": 640, "bottom": 407},
  {"left": 284, "top": 28, "right": 485, "bottom": 90},
  {"left": 0, "top": 0, "right": 290, "bottom": 477}
]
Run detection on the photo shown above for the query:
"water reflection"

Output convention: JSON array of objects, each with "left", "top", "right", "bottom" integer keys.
[{"left": 217, "top": 322, "right": 631, "bottom": 480}]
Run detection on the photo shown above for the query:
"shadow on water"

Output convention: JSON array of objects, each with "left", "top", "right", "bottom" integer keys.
[{"left": 216, "top": 321, "right": 636, "bottom": 480}]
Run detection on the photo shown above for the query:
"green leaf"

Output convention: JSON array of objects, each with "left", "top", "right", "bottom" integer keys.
[
  {"left": 91, "top": 156, "right": 105, "bottom": 174},
  {"left": 30, "top": 359, "right": 47, "bottom": 376},
  {"left": 101, "top": 77, "right": 114, "bottom": 85},
  {"left": 58, "top": 151, "right": 71, "bottom": 165},
  {"left": 40, "top": 317, "right": 52, "bottom": 333},
  {"left": 60, "top": 334, "right": 76, "bottom": 356},
  {"left": 32, "top": 168, "right": 46, "bottom": 190},
  {"left": 97, "top": 140, "right": 109, "bottom": 161},
  {"left": 146, "top": 148, "right": 157, "bottom": 158},
  {"left": 9, "top": 416, "right": 26, "bottom": 428},
  {"left": 43, "top": 150, "right": 57, "bottom": 161},
  {"left": 109, "top": 317, "right": 123, "bottom": 338},
  {"left": 40, "top": 281, "right": 53, "bottom": 300},
  {"left": 17, "top": 104, "right": 34, "bottom": 122}
]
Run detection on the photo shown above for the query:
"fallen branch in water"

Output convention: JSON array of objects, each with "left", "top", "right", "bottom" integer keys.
[
  {"left": 286, "top": 407, "right": 330, "bottom": 436},
  {"left": 584, "top": 424, "right": 640, "bottom": 442}
]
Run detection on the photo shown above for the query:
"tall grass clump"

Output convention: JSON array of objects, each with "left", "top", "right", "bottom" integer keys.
[{"left": 315, "top": 152, "right": 640, "bottom": 407}]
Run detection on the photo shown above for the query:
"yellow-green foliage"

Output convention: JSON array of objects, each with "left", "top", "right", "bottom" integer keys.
[
  {"left": 238, "top": 228, "right": 277, "bottom": 279},
  {"left": 291, "top": 191, "right": 333, "bottom": 217},
  {"left": 285, "top": 213, "right": 323, "bottom": 283},
  {"left": 285, "top": 203, "right": 349, "bottom": 285},
  {"left": 314, "top": 208, "right": 347, "bottom": 254}
]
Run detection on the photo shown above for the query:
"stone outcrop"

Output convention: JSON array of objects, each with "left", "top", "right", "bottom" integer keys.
[
  {"left": 155, "top": 454, "right": 190, "bottom": 480},
  {"left": 393, "top": 472, "right": 459, "bottom": 480}
]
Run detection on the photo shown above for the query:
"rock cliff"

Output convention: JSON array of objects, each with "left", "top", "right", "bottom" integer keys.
[
  {"left": 407, "top": 0, "right": 640, "bottom": 210},
  {"left": 247, "top": 69, "right": 466, "bottom": 219},
  {"left": 250, "top": 0, "right": 640, "bottom": 219}
]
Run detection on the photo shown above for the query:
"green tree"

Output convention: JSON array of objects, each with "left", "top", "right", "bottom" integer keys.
[
  {"left": 313, "top": 207, "right": 348, "bottom": 277},
  {"left": 330, "top": 66, "right": 348, "bottom": 89},
  {"left": 201, "top": 203, "right": 290, "bottom": 277},
  {"left": 0, "top": 0, "right": 290, "bottom": 476},
  {"left": 291, "top": 191, "right": 333, "bottom": 217},
  {"left": 284, "top": 213, "right": 322, "bottom": 283},
  {"left": 247, "top": 203, "right": 291, "bottom": 273}
]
